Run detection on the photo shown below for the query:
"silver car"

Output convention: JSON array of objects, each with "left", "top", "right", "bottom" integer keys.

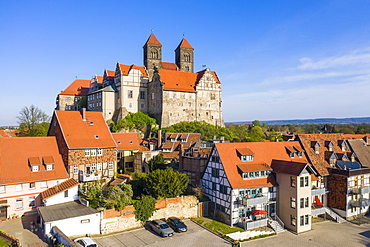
[{"left": 146, "top": 219, "right": 174, "bottom": 237}]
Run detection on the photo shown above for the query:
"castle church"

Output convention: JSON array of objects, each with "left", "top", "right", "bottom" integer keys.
[{"left": 57, "top": 33, "right": 224, "bottom": 128}]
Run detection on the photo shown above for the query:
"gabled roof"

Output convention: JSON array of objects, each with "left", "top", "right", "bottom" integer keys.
[
  {"left": 53, "top": 110, "right": 116, "bottom": 149},
  {"left": 144, "top": 33, "right": 162, "bottom": 46},
  {"left": 0, "top": 137, "right": 68, "bottom": 185},
  {"left": 162, "top": 62, "right": 179, "bottom": 70},
  {"left": 112, "top": 133, "right": 140, "bottom": 151},
  {"left": 196, "top": 69, "right": 221, "bottom": 84},
  {"left": 162, "top": 133, "right": 201, "bottom": 150},
  {"left": 214, "top": 141, "right": 308, "bottom": 189},
  {"left": 41, "top": 178, "right": 79, "bottom": 200},
  {"left": 348, "top": 139, "right": 370, "bottom": 167},
  {"left": 118, "top": 64, "right": 148, "bottom": 78},
  {"left": 158, "top": 69, "right": 197, "bottom": 92},
  {"left": 271, "top": 160, "right": 311, "bottom": 176},
  {"left": 59, "top": 79, "right": 90, "bottom": 96},
  {"left": 106, "top": 70, "right": 115, "bottom": 77},
  {"left": 176, "top": 38, "right": 194, "bottom": 50},
  {"left": 297, "top": 133, "right": 355, "bottom": 176}
]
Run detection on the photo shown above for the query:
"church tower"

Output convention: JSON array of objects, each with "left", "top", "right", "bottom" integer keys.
[
  {"left": 143, "top": 33, "right": 162, "bottom": 80},
  {"left": 175, "top": 38, "right": 194, "bottom": 73}
]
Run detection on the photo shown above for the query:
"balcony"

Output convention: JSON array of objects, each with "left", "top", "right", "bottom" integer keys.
[
  {"left": 350, "top": 199, "right": 370, "bottom": 207},
  {"left": 311, "top": 187, "right": 326, "bottom": 196},
  {"left": 241, "top": 195, "right": 268, "bottom": 207},
  {"left": 311, "top": 206, "right": 326, "bottom": 216},
  {"left": 238, "top": 218, "right": 268, "bottom": 230},
  {"left": 348, "top": 186, "right": 370, "bottom": 195},
  {"left": 79, "top": 173, "right": 101, "bottom": 182}
]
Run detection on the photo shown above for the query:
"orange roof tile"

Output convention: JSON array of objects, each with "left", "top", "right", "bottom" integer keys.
[
  {"left": 43, "top": 156, "right": 54, "bottom": 164},
  {"left": 145, "top": 33, "right": 162, "bottom": 46},
  {"left": 97, "top": 76, "right": 103, "bottom": 84},
  {"left": 59, "top": 79, "right": 90, "bottom": 96},
  {"left": 29, "top": 157, "right": 41, "bottom": 165},
  {"left": 236, "top": 147, "right": 254, "bottom": 156},
  {"left": 53, "top": 110, "right": 117, "bottom": 149},
  {"left": 158, "top": 69, "right": 197, "bottom": 92},
  {"left": 106, "top": 70, "right": 115, "bottom": 77},
  {"left": 162, "top": 62, "right": 179, "bottom": 70},
  {"left": 119, "top": 64, "right": 148, "bottom": 78},
  {"left": 237, "top": 163, "right": 271, "bottom": 173},
  {"left": 0, "top": 137, "right": 69, "bottom": 185},
  {"left": 215, "top": 141, "right": 308, "bottom": 189},
  {"left": 177, "top": 38, "right": 194, "bottom": 49},
  {"left": 112, "top": 133, "right": 140, "bottom": 151},
  {"left": 0, "top": 130, "right": 16, "bottom": 137},
  {"left": 41, "top": 178, "right": 78, "bottom": 200}
]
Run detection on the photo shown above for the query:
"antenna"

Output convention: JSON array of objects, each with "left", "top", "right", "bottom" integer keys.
[{"left": 183, "top": 32, "right": 186, "bottom": 37}]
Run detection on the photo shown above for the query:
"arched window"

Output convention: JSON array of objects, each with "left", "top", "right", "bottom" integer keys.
[
  {"left": 151, "top": 50, "right": 158, "bottom": 59},
  {"left": 184, "top": 53, "right": 190, "bottom": 62}
]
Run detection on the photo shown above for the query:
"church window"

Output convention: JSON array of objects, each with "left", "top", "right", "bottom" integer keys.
[
  {"left": 184, "top": 53, "right": 190, "bottom": 62},
  {"left": 151, "top": 50, "right": 158, "bottom": 59}
]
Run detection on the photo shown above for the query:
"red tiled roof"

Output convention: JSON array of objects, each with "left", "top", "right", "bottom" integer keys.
[
  {"left": 43, "top": 156, "right": 54, "bottom": 164},
  {"left": 158, "top": 69, "right": 197, "bottom": 92},
  {"left": 112, "top": 133, "right": 140, "bottom": 151},
  {"left": 145, "top": 33, "right": 162, "bottom": 46},
  {"left": 162, "top": 62, "right": 179, "bottom": 70},
  {"left": 237, "top": 163, "right": 271, "bottom": 173},
  {"left": 0, "top": 137, "right": 69, "bottom": 185},
  {"left": 41, "top": 178, "right": 78, "bottom": 200},
  {"left": 97, "top": 76, "right": 103, "bottom": 84},
  {"left": 236, "top": 148, "right": 254, "bottom": 156},
  {"left": 119, "top": 64, "right": 148, "bottom": 78},
  {"left": 0, "top": 130, "right": 16, "bottom": 137},
  {"left": 177, "top": 38, "right": 194, "bottom": 50},
  {"left": 54, "top": 110, "right": 117, "bottom": 149},
  {"left": 214, "top": 141, "right": 308, "bottom": 189},
  {"left": 106, "top": 70, "right": 115, "bottom": 77},
  {"left": 29, "top": 157, "right": 41, "bottom": 165},
  {"left": 297, "top": 133, "right": 355, "bottom": 176},
  {"left": 271, "top": 160, "right": 310, "bottom": 176},
  {"left": 59, "top": 79, "right": 90, "bottom": 96}
]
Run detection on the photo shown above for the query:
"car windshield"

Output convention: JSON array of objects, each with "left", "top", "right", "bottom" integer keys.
[
  {"left": 173, "top": 219, "right": 183, "bottom": 225},
  {"left": 160, "top": 223, "right": 170, "bottom": 229}
]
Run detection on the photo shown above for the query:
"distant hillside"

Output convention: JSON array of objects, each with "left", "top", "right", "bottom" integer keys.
[{"left": 228, "top": 117, "right": 370, "bottom": 125}]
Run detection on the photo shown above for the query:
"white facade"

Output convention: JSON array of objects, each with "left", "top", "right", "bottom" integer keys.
[{"left": 43, "top": 185, "right": 79, "bottom": 206}]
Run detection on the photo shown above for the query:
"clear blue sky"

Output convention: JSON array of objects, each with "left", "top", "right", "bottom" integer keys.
[{"left": 1, "top": 0, "right": 370, "bottom": 126}]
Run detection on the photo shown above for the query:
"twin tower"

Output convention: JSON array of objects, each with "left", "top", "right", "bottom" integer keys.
[{"left": 143, "top": 33, "right": 195, "bottom": 79}]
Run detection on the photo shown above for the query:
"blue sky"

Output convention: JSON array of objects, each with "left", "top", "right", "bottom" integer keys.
[{"left": 1, "top": 0, "right": 370, "bottom": 126}]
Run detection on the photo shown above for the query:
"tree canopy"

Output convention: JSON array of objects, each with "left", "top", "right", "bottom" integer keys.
[
  {"left": 133, "top": 195, "right": 157, "bottom": 224},
  {"left": 17, "top": 105, "right": 50, "bottom": 136},
  {"left": 111, "top": 111, "right": 157, "bottom": 134}
]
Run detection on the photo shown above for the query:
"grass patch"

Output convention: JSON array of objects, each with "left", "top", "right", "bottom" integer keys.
[
  {"left": 0, "top": 237, "right": 12, "bottom": 247},
  {"left": 192, "top": 216, "right": 244, "bottom": 235}
]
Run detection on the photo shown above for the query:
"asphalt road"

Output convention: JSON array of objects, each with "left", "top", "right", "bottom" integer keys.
[{"left": 92, "top": 220, "right": 232, "bottom": 247}]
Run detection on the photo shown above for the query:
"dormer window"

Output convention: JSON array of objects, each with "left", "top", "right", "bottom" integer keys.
[
  {"left": 32, "top": 165, "right": 39, "bottom": 172},
  {"left": 236, "top": 147, "right": 254, "bottom": 162},
  {"left": 290, "top": 152, "right": 295, "bottom": 158},
  {"left": 326, "top": 141, "right": 334, "bottom": 151},
  {"left": 298, "top": 151, "right": 303, "bottom": 158},
  {"left": 241, "top": 155, "right": 253, "bottom": 162},
  {"left": 170, "top": 138, "right": 176, "bottom": 142},
  {"left": 29, "top": 157, "right": 41, "bottom": 172},
  {"left": 243, "top": 173, "right": 248, "bottom": 179},
  {"left": 43, "top": 156, "right": 54, "bottom": 171},
  {"left": 313, "top": 142, "right": 320, "bottom": 154},
  {"left": 46, "top": 164, "right": 54, "bottom": 171}
]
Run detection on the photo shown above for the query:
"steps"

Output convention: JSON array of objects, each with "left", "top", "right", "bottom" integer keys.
[
  {"left": 268, "top": 216, "right": 285, "bottom": 233},
  {"left": 324, "top": 207, "right": 346, "bottom": 223}
]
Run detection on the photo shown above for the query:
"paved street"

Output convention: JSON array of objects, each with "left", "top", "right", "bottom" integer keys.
[
  {"left": 92, "top": 220, "right": 232, "bottom": 247},
  {"left": 244, "top": 221, "right": 370, "bottom": 247}
]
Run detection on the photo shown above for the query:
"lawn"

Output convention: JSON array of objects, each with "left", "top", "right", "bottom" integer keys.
[
  {"left": 0, "top": 237, "right": 11, "bottom": 247},
  {"left": 192, "top": 216, "right": 244, "bottom": 234}
]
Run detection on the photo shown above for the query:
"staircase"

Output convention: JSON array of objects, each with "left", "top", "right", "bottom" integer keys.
[
  {"left": 268, "top": 215, "right": 285, "bottom": 233},
  {"left": 324, "top": 207, "right": 346, "bottom": 223}
]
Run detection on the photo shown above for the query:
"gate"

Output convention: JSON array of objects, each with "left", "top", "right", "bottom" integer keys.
[{"left": 198, "top": 201, "right": 212, "bottom": 216}]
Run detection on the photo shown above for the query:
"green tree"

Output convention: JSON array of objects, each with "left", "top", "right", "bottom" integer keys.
[
  {"left": 133, "top": 195, "right": 157, "bottom": 224},
  {"left": 130, "top": 172, "right": 148, "bottom": 198},
  {"left": 252, "top": 120, "right": 261, "bottom": 127},
  {"left": 81, "top": 180, "right": 106, "bottom": 209},
  {"left": 17, "top": 105, "right": 50, "bottom": 136},
  {"left": 145, "top": 168, "right": 188, "bottom": 199},
  {"left": 106, "top": 183, "right": 133, "bottom": 211},
  {"left": 246, "top": 126, "right": 265, "bottom": 142},
  {"left": 148, "top": 154, "right": 166, "bottom": 171},
  {"left": 112, "top": 112, "right": 157, "bottom": 133}
]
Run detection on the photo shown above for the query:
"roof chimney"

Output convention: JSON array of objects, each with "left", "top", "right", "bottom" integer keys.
[
  {"left": 157, "top": 129, "right": 162, "bottom": 149},
  {"left": 81, "top": 108, "right": 86, "bottom": 121}
]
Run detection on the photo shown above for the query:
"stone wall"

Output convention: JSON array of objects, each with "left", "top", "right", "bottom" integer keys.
[{"left": 100, "top": 195, "right": 198, "bottom": 234}]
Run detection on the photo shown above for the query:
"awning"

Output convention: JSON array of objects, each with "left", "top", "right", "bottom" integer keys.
[
  {"left": 314, "top": 196, "right": 323, "bottom": 207},
  {"left": 251, "top": 210, "right": 268, "bottom": 215}
]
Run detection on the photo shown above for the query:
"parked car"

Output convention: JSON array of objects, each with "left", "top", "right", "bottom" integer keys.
[
  {"left": 74, "top": 237, "right": 98, "bottom": 247},
  {"left": 167, "top": 217, "right": 187, "bottom": 232},
  {"left": 146, "top": 219, "right": 175, "bottom": 237}
]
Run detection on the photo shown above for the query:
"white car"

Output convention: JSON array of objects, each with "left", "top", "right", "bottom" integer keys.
[{"left": 74, "top": 237, "right": 98, "bottom": 247}]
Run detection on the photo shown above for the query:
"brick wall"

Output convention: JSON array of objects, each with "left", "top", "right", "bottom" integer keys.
[
  {"left": 327, "top": 174, "right": 348, "bottom": 211},
  {"left": 100, "top": 195, "right": 198, "bottom": 234}
]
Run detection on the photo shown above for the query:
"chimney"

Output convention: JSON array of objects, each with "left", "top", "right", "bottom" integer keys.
[
  {"left": 81, "top": 108, "right": 86, "bottom": 121},
  {"left": 157, "top": 129, "right": 162, "bottom": 149}
]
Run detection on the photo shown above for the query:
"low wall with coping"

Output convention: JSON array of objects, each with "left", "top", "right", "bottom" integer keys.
[{"left": 100, "top": 195, "right": 198, "bottom": 234}]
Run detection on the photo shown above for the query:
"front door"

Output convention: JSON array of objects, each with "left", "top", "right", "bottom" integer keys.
[{"left": 0, "top": 206, "right": 7, "bottom": 219}]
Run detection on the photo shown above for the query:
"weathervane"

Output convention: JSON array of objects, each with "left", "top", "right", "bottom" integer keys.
[{"left": 151, "top": 29, "right": 154, "bottom": 33}]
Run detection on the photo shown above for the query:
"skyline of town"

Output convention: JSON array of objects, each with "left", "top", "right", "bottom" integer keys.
[{"left": 1, "top": 1, "right": 370, "bottom": 126}]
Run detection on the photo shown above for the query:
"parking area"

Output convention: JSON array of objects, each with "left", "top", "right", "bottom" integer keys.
[
  {"left": 243, "top": 221, "right": 370, "bottom": 247},
  {"left": 92, "top": 220, "right": 232, "bottom": 247}
]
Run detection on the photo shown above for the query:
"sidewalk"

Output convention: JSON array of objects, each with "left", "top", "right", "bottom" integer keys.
[{"left": 0, "top": 215, "right": 47, "bottom": 247}]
